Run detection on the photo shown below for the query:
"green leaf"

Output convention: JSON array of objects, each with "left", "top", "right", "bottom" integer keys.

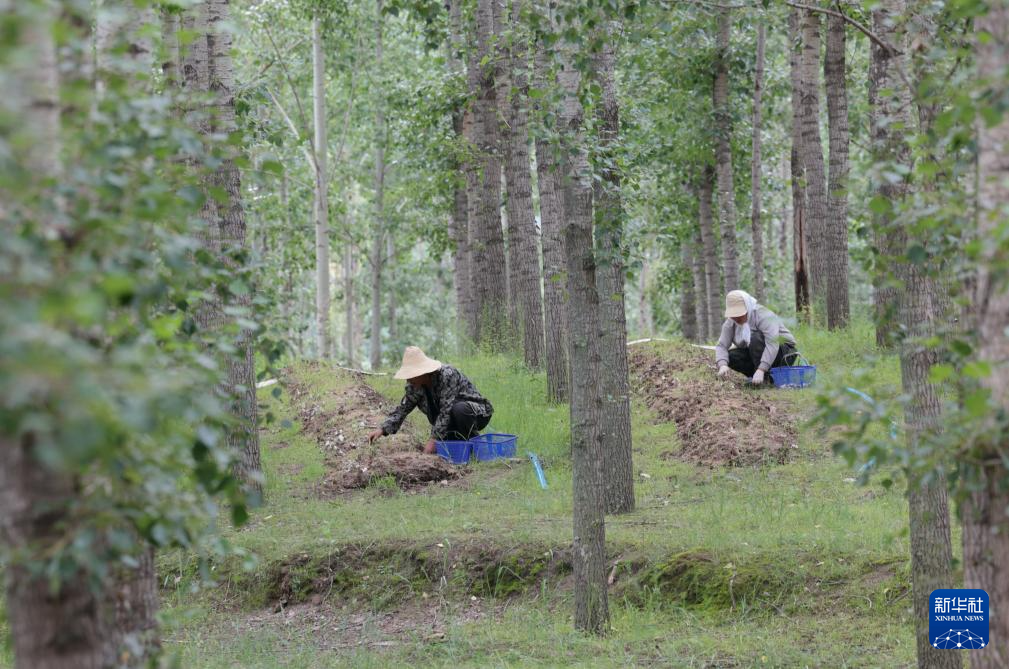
[
  {"left": 965, "top": 389, "right": 990, "bottom": 417},
  {"left": 963, "top": 361, "right": 992, "bottom": 379},
  {"left": 928, "top": 364, "right": 954, "bottom": 384},
  {"left": 231, "top": 504, "right": 249, "bottom": 527},
  {"left": 906, "top": 244, "right": 928, "bottom": 264}
]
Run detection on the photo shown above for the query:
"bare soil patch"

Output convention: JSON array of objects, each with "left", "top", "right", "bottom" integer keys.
[
  {"left": 282, "top": 364, "right": 462, "bottom": 493},
  {"left": 238, "top": 597, "right": 498, "bottom": 653},
  {"left": 629, "top": 342, "right": 798, "bottom": 466}
]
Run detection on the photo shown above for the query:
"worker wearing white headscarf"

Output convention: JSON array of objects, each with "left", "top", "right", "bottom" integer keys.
[{"left": 714, "top": 290, "right": 798, "bottom": 384}]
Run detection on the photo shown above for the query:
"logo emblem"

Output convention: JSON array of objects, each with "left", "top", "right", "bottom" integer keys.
[{"left": 930, "top": 589, "right": 989, "bottom": 650}]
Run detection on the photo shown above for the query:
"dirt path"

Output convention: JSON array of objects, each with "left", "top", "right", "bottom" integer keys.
[{"left": 629, "top": 342, "right": 798, "bottom": 466}]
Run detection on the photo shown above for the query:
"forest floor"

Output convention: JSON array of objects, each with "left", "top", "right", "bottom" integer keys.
[{"left": 151, "top": 322, "right": 933, "bottom": 667}]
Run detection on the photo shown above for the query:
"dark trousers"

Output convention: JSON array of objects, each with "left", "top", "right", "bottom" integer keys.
[
  {"left": 727, "top": 330, "right": 798, "bottom": 377},
  {"left": 442, "top": 401, "right": 491, "bottom": 440}
]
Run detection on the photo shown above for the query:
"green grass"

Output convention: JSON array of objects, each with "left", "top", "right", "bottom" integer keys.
[{"left": 4, "top": 320, "right": 924, "bottom": 667}]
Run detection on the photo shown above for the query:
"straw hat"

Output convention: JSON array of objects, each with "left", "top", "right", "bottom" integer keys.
[
  {"left": 724, "top": 290, "right": 748, "bottom": 318},
  {"left": 393, "top": 346, "right": 443, "bottom": 380}
]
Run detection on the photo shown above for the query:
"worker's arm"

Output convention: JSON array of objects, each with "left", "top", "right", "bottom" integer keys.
[
  {"left": 714, "top": 319, "right": 733, "bottom": 368},
  {"left": 380, "top": 388, "right": 419, "bottom": 436},
  {"left": 756, "top": 308, "right": 782, "bottom": 372},
  {"left": 430, "top": 367, "right": 463, "bottom": 441}
]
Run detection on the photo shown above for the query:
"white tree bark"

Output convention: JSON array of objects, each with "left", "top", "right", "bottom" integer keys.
[{"left": 312, "top": 13, "right": 331, "bottom": 358}]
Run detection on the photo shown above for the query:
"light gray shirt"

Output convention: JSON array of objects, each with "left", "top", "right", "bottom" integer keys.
[{"left": 714, "top": 304, "right": 796, "bottom": 372}]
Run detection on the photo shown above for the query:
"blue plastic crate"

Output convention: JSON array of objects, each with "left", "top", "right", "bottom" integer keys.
[
  {"left": 469, "top": 433, "right": 518, "bottom": 460},
  {"left": 769, "top": 364, "right": 816, "bottom": 389},
  {"left": 435, "top": 440, "right": 471, "bottom": 465}
]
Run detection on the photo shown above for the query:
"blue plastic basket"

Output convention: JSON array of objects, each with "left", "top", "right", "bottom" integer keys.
[
  {"left": 469, "top": 433, "right": 518, "bottom": 460},
  {"left": 435, "top": 440, "right": 471, "bottom": 465},
  {"left": 769, "top": 363, "right": 816, "bottom": 389}
]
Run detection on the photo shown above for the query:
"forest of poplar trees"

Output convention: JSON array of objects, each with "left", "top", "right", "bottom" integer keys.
[{"left": 2, "top": 0, "right": 1009, "bottom": 667}]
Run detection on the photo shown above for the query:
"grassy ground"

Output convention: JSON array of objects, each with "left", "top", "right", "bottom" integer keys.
[{"left": 3, "top": 320, "right": 926, "bottom": 667}]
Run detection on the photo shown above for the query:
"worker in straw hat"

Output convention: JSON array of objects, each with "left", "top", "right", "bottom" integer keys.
[
  {"left": 714, "top": 290, "right": 798, "bottom": 385},
  {"left": 368, "top": 346, "right": 494, "bottom": 454}
]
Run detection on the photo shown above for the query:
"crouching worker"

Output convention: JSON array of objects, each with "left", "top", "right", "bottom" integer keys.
[
  {"left": 715, "top": 290, "right": 798, "bottom": 385},
  {"left": 368, "top": 346, "right": 493, "bottom": 454}
]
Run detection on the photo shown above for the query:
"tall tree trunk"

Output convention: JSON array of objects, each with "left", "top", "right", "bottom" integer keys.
[
  {"left": 691, "top": 230, "right": 710, "bottom": 341},
  {"left": 533, "top": 39, "right": 569, "bottom": 403},
  {"left": 312, "top": 13, "right": 331, "bottom": 358},
  {"left": 697, "top": 166, "right": 722, "bottom": 336},
  {"left": 180, "top": 0, "right": 262, "bottom": 493},
  {"left": 501, "top": 0, "right": 545, "bottom": 369},
  {"left": 869, "top": 4, "right": 959, "bottom": 668},
  {"left": 900, "top": 265, "right": 961, "bottom": 669},
  {"left": 593, "top": 29, "right": 634, "bottom": 515},
  {"left": 387, "top": 236, "right": 397, "bottom": 343},
  {"left": 824, "top": 11, "right": 851, "bottom": 330},
  {"left": 557, "top": 40, "right": 609, "bottom": 635},
  {"left": 1, "top": 439, "right": 114, "bottom": 669},
  {"left": 2, "top": 21, "right": 112, "bottom": 663},
  {"left": 370, "top": 0, "right": 385, "bottom": 370},
  {"left": 447, "top": 0, "right": 473, "bottom": 342},
  {"left": 468, "top": 0, "right": 509, "bottom": 346},
  {"left": 869, "top": 7, "right": 903, "bottom": 347},
  {"left": 964, "top": 4, "right": 1009, "bottom": 665},
  {"left": 789, "top": 9, "right": 811, "bottom": 319},
  {"left": 798, "top": 9, "right": 830, "bottom": 313},
  {"left": 343, "top": 243, "right": 357, "bottom": 367},
  {"left": 712, "top": 9, "right": 739, "bottom": 292},
  {"left": 97, "top": 6, "right": 161, "bottom": 661},
  {"left": 638, "top": 252, "right": 654, "bottom": 336},
  {"left": 680, "top": 243, "right": 699, "bottom": 341},
  {"left": 749, "top": 20, "right": 766, "bottom": 301},
  {"left": 779, "top": 156, "right": 789, "bottom": 261}
]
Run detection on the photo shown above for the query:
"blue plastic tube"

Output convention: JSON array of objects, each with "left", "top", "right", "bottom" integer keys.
[{"left": 528, "top": 453, "right": 548, "bottom": 489}]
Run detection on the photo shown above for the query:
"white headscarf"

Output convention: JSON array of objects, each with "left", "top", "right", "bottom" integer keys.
[{"left": 735, "top": 290, "right": 758, "bottom": 347}]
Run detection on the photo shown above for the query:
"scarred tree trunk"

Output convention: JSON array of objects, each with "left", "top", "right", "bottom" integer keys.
[
  {"left": 312, "top": 13, "right": 331, "bottom": 358},
  {"left": 370, "top": 0, "right": 385, "bottom": 370},
  {"left": 789, "top": 10, "right": 810, "bottom": 318},
  {"left": 557, "top": 41, "right": 609, "bottom": 635},
  {"left": 467, "top": 0, "right": 508, "bottom": 346},
  {"left": 697, "top": 166, "right": 721, "bottom": 337},
  {"left": 180, "top": 0, "right": 262, "bottom": 493},
  {"left": 712, "top": 9, "right": 739, "bottom": 292},
  {"left": 824, "top": 11, "right": 851, "bottom": 329},
  {"left": 964, "top": 4, "right": 1009, "bottom": 666},
  {"left": 500, "top": 0, "right": 544, "bottom": 369},
  {"left": 749, "top": 20, "right": 766, "bottom": 301},
  {"left": 681, "top": 242, "right": 698, "bottom": 341},
  {"left": 798, "top": 10, "right": 829, "bottom": 312},
  {"left": 691, "top": 230, "right": 710, "bottom": 341},
  {"left": 593, "top": 29, "right": 634, "bottom": 515}
]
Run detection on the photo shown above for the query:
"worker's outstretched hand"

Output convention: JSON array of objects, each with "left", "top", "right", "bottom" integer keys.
[
  {"left": 751, "top": 369, "right": 765, "bottom": 385},
  {"left": 717, "top": 365, "right": 730, "bottom": 379},
  {"left": 367, "top": 429, "right": 383, "bottom": 444},
  {"left": 423, "top": 439, "right": 437, "bottom": 455}
]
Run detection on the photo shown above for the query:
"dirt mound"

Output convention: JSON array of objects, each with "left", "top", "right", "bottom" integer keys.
[
  {"left": 629, "top": 343, "right": 797, "bottom": 466},
  {"left": 321, "top": 452, "right": 461, "bottom": 491},
  {"left": 283, "top": 364, "right": 461, "bottom": 492}
]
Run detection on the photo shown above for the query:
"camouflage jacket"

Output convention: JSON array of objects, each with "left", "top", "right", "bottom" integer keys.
[{"left": 380, "top": 365, "right": 493, "bottom": 440}]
